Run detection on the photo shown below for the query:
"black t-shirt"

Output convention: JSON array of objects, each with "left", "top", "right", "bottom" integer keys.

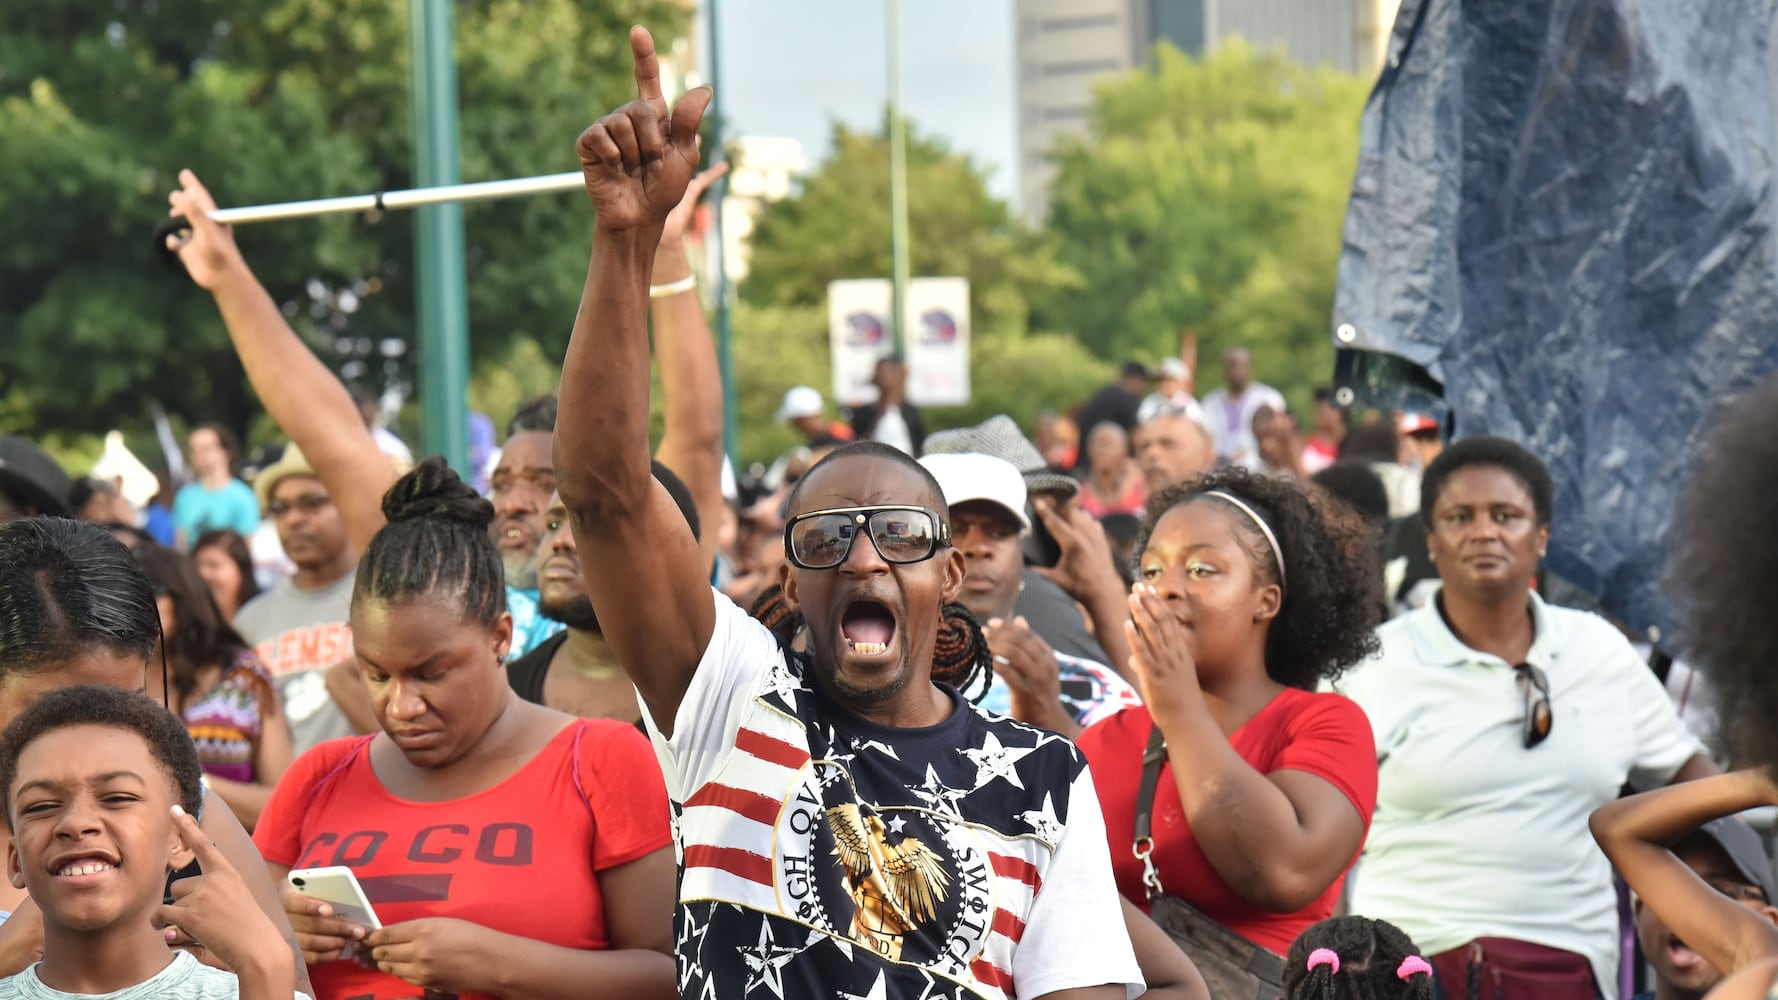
[
  {"left": 506, "top": 630, "right": 568, "bottom": 705},
  {"left": 1013, "top": 569, "right": 1112, "bottom": 664}
]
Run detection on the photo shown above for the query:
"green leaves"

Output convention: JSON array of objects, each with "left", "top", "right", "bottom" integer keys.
[
  {"left": 1038, "top": 40, "right": 1369, "bottom": 407},
  {"left": 0, "top": 0, "right": 683, "bottom": 446}
]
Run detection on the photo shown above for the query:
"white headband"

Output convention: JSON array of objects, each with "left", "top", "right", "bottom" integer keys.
[{"left": 1202, "top": 490, "right": 1286, "bottom": 591}]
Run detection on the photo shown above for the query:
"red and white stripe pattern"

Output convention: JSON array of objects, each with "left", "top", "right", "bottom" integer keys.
[
  {"left": 672, "top": 710, "right": 1061, "bottom": 1000},
  {"left": 678, "top": 719, "right": 809, "bottom": 909}
]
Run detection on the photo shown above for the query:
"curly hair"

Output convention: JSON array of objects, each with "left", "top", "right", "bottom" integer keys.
[
  {"left": 1670, "top": 374, "right": 1778, "bottom": 773},
  {"left": 1283, "top": 916, "right": 1432, "bottom": 1000},
  {"left": 1419, "top": 436, "right": 1554, "bottom": 529},
  {"left": 1138, "top": 467, "right": 1382, "bottom": 688},
  {"left": 0, "top": 685, "right": 203, "bottom": 825}
]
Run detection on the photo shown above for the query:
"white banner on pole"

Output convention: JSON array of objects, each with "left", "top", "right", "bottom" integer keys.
[
  {"left": 827, "top": 276, "right": 972, "bottom": 408},
  {"left": 904, "top": 277, "right": 970, "bottom": 406},
  {"left": 828, "top": 279, "right": 893, "bottom": 407}
]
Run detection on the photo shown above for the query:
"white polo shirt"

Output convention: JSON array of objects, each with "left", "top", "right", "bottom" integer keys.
[{"left": 1331, "top": 588, "right": 1704, "bottom": 1000}]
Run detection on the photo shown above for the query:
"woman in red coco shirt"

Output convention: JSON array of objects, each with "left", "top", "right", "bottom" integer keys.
[
  {"left": 1074, "top": 467, "right": 1384, "bottom": 957},
  {"left": 253, "top": 459, "right": 675, "bottom": 1000}
]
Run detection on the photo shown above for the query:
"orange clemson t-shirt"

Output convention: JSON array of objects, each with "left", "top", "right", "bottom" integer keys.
[{"left": 254, "top": 719, "right": 671, "bottom": 1000}]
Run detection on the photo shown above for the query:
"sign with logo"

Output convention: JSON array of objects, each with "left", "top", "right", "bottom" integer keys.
[
  {"left": 827, "top": 278, "right": 972, "bottom": 408},
  {"left": 903, "top": 277, "right": 970, "bottom": 407}
]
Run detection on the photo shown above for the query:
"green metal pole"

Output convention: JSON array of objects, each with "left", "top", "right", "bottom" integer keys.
[
  {"left": 887, "top": 0, "right": 911, "bottom": 357},
  {"left": 409, "top": 0, "right": 470, "bottom": 474},
  {"left": 707, "top": 0, "right": 738, "bottom": 465}
]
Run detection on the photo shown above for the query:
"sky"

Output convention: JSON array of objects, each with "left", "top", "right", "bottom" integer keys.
[{"left": 708, "top": 0, "right": 1020, "bottom": 204}]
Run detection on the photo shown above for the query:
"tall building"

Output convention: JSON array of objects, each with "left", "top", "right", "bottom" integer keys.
[
  {"left": 1016, "top": 0, "right": 1402, "bottom": 223},
  {"left": 1014, "top": 1, "right": 1146, "bottom": 227}
]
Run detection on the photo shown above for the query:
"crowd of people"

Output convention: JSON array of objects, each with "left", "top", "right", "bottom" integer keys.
[{"left": 1, "top": 24, "right": 1777, "bottom": 1000}]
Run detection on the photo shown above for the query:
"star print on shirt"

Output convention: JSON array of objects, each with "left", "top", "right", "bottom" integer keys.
[
  {"left": 910, "top": 764, "right": 968, "bottom": 816},
  {"left": 741, "top": 919, "right": 803, "bottom": 997},
  {"left": 838, "top": 970, "right": 890, "bottom": 1000},
  {"left": 958, "top": 732, "right": 1037, "bottom": 791},
  {"left": 1016, "top": 791, "right": 1064, "bottom": 844},
  {"left": 857, "top": 738, "right": 901, "bottom": 759},
  {"left": 887, "top": 814, "right": 908, "bottom": 835},
  {"left": 761, "top": 658, "right": 804, "bottom": 709}
]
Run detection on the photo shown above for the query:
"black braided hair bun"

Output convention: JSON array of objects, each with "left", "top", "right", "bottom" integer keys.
[{"left": 381, "top": 456, "right": 494, "bottom": 531}]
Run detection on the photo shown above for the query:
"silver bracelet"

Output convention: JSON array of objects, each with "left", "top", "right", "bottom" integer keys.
[{"left": 649, "top": 274, "right": 697, "bottom": 298}]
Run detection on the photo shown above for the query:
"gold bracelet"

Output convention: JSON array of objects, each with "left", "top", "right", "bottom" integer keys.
[{"left": 649, "top": 274, "right": 697, "bottom": 298}]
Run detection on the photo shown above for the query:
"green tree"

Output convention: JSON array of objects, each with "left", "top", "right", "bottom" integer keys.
[
  {"left": 1039, "top": 40, "right": 1369, "bottom": 408},
  {"left": 0, "top": 0, "right": 682, "bottom": 450},
  {"left": 736, "top": 119, "right": 1099, "bottom": 460}
]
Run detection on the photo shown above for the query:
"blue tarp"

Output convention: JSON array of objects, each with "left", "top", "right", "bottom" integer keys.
[{"left": 1333, "top": 0, "right": 1778, "bottom": 644}]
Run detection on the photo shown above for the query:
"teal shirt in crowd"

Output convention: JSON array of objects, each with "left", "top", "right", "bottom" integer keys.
[
  {"left": 507, "top": 586, "right": 564, "bottom": 658},
  {"left": 173, "top": 479, "right": 260, "bottom": 546}
]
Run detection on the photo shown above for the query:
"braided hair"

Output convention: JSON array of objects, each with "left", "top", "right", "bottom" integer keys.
[
  {"left": 748, "top": 588, "right": 994, "bottom": 703},
  {"left": 932, "top": 602, "right": 993, "bottom": 702},
  {"left": 353, "top": 456, "right": 505, "bottom": 627},
  {"left": 1283, "top": 917, "right": 1433, "bottom": 1000}
]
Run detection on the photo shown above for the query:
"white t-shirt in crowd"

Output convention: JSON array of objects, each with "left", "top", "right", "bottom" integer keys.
[
  {"left": 1331, "top": 588, "right": 1704, "bottom": 999},
  {"left": 644, "top": 590, "right": 1142, "bottom": 1000},
  {"left": 871, "top": 406, "right": 915, "bottom": 455},
  {"left": 1200, "top": 383, "right": 1286, "bottom": 469},
  {"left": 0, "top": 951, "right": 308, "bottom": 1000}
]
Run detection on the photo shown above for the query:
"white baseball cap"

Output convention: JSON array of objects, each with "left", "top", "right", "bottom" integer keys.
[
  {"left": 919, "top": 453, "right": 1031, "bottom": 532},
  {"left": 774, "top": 386, "right": 825, "bottom": 424},
  {"left": 1158, "top": 357, "right": 1189, "bottom": 380}
]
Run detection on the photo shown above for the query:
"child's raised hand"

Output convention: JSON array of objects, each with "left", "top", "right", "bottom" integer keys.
[{"left": 157, "top": 806, "right": 293, "bottom": 984}]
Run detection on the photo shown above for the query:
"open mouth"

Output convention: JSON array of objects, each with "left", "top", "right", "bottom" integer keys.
[
  {"left": 841, "top": 599, "right": 897, "bottom": 657},
  {"left": 1668, "top": 937, "right": 1705, "bottom": 971},
  {"left": 498, "top": 523, "right": 538, "bottom": 549},
  {"left": 51, "top": 853, "right": 118, "bottom": 880}
]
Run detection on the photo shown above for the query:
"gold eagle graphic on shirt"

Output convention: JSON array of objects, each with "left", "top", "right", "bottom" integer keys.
[{"left": 826, "top": 804, "right": 951, "bottom": 959}]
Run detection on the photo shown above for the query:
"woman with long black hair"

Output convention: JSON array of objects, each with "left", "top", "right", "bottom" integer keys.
[{"left": 133, "top": 543, "right": 293, "bottom": 830}]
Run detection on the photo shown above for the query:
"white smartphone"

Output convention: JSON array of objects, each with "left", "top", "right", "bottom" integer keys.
[{"left": 287, "top": 866, "right": 382, "bottom": 930}]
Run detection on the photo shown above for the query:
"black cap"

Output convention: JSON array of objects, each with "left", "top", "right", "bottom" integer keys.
[
  {"left": 0, "top": 436, "right": 72, "bottom": 517},
  {"left": 1681, "top": 817, "right": 1778, "bottom": 904}
]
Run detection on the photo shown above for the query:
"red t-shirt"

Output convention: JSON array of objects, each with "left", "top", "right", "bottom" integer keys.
[
  {"left": 254, "top": 719, "right": 671, "bottom": 1000},
  {"left": 1077, "top": 690, "right": 1377, "bottom": 955}
]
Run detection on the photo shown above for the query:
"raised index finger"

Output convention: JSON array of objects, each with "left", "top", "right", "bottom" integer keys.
[
  {"left": 170, "top": 805, "right": 233, "bottom": 875},
  {"left": 630, "top": 25, "right": 664, "bottom": 107}
]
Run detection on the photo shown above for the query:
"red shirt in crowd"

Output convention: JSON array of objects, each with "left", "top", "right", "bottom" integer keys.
[
  {"left": 1077, "top": 689, "right": 1377, "bottom": 955},
  {"left": 254, "top": 719, "right": 671, "bottom": 1000}
]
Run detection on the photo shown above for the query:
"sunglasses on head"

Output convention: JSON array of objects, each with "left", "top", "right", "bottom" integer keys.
[
  {"left": 1515, "top": 662, "right": 1553, "bottom": 749},
  {"left": 784, "top": 505, "right": 950, "bottom": 570}
]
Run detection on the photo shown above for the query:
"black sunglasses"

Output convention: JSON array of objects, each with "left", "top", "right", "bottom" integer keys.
[
  {"left": 1515, "top": 662, "right": 1553, "bottom": 749},
  {"left": 268, "top": 494, "right": 333, "bottom": 518},
  {"left": 784, "top": 505, "right": 951, "bottom": 570}
]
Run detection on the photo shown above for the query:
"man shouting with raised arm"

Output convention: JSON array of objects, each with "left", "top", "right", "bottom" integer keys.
[{"left": 556, "top": 26, "right": 1142, "bottom": 1000}]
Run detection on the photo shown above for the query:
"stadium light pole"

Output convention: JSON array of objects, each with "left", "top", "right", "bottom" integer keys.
[
  {"left": 887, "top": 0, "right": 911, "bottom": 357},
  {"left": 409, "top": 0, "right": 470, "bottom": 474},
  {"left": 706, "top": 0, "right": 739, "bottom": 465}
]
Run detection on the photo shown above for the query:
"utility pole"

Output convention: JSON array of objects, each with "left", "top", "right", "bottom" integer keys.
[
  {"left": 886, "top": 0, "right": 911, "bottom": 357},
  {"left": 409, "top": 0, "right": 470, "bottom": 473},
  {"left": 707, "top": 0, "right": 738, "bottom": 464}
]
